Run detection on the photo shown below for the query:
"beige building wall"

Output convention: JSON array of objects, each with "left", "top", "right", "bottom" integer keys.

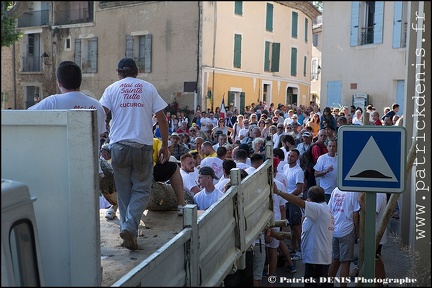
[
  {"left": 201, "top": 1, "right": 319, "bottom": 112},
  {"left": 321, "top": 2, "right": 406, "bottom": 114}
]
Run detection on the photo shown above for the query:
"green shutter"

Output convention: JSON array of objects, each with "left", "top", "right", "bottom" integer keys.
[
  {"left": 303, "top": 56, "right": 307, "bottom": 77},
  {"left": 264, "top": 41, "right": 270, "bottom": 71},
  {"left": 240, "top": 92, "right": 245, "bottom": 114},
  {"left": 228, "top": 91, "right": 235, "bottom": 108},
  {"left": 266, "top": 3, "right": 273, "bottom": 32},
  {"left": 291, "top": 47, "right": 297, "bottom": 76},
  {"left": 271, "top": 43, "right": 280, "bottom": 72},
  {"left": 234, "top": 34, "right": 242, "bottom": 68},
  {"left": 235, "top": 1, "right": 242, "bottom": 15},
  {"left": 292, "top": 12, "right": 298, "bottom": 38},
  {"left": 305, "top": 18, "right": 308, "bottom": 42}
]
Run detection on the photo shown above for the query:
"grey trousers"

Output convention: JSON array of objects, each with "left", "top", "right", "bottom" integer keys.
[{"left": 111, "top": 142, "right": 153, "bottom": 237}]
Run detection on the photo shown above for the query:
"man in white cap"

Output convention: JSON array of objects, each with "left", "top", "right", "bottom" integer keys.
[
  {"left": 193, "top": 167, "right": 224, "bottom": 210},
  {"left": 297, "top": 131, "right": 313, "bottom": 156}
]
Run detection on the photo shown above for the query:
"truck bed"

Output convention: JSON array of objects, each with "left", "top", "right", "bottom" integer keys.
[{"left": 100, "top": 208, "right": 183, "bottom": 287}]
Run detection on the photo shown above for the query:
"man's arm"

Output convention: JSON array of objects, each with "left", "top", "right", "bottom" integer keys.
[
  {"left": 291, "top": 182, "right": 303, "bottom": 197},
  {"left": 274, "top": 184, "right": 305, "bottom": 208},
  {"left": 155, "top": 110, "right": 169, "bottom": 163}
]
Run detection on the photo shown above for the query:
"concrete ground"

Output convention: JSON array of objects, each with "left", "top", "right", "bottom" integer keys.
[{"left": 261, "top": 217, "right": 414, "bottom": 287}]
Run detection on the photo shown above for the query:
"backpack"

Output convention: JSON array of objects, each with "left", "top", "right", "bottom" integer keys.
[{"left": 300, "top": 143, "right": 324, "bottom": 181}]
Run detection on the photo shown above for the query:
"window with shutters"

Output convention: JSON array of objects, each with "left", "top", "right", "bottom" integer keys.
[
  {"left": 350, "top": 1, "right": 384, "bottom": 46},
  {"left": 266, "top": 3, "right": 273, "bottom": 32},
  {"left": 126, "top": 34, "right": 152, "bottom": 73},
  {"left": 264, "top": 41, "right": 280, "bottom": 72},
  {"left": 292, "top": 12, "right": 298, "bottom": 38},
  {"left": 74, "top": 37, "right": 98, "bottom": 73}
]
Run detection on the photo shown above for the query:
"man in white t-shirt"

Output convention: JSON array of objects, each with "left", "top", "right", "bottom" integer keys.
[
  {"left": 282, "top": 149, "right": 305, "bottom": 258},
  {"left": 193, "top": 167, "right": 224, "bottom": 210},
  {"left": 180, "top": 153, "right": 200, "bottom": 197},
  {"left": 200, "top": 146, "right": 227, "bottom": 180},
  {"left": 274, "top": 185, "right": 334, "bottom": 286},
  {"left": 28, "top": 61, "right": 107, "bottom": 174},
  {"left": 328, "top": 187, "right": 360, "bottom": 287},
  {"left": 99, "top": 57, "right": 169, "bottom": 251},
  {"left": 313, "top": 140, "right": 338, "bottom": 203}
]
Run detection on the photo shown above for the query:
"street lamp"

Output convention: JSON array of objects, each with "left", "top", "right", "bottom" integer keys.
[{"left": 41, "top": 52, "right": 50, "bottom": 65}]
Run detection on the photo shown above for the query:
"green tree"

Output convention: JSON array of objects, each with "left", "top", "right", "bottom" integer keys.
[
  {"left": 1, "top": 1, "right": 24, "bottom": 47},
  {"left": 313, "top": 1, "right": 323, "bottom": 12}
]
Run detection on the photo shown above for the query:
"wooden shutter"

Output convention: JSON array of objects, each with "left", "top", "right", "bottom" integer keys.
[
  {"left": 350, "top": 1, "right": 360, "bottom": 47},
  {"left": 144, "top": 34, "right": 152, "bottom": 73},
  {"left": 392, "top": 2, "right": 403, "bottom": 48},
  {"left": 305, "top": 18, "right": 308, "bottom": 43},
  {"left": 89, "top": 37, "right": 98, "bottom": 73},
  {"left": 271, "top": 43, "right": 280, "bottom": 72},
  {"left": 266, "top": 3, "right": 273, "bottom": 32},
  {"left": 292, "top": 12, "right": 298, "bottom": 38},
  {"left": 264, "top": 41, "right": 270, "bottom": 72},
  {"left": 373, "top": 1, "right": 384, "bottom": 44},
  {"left": 126, "top": 35, "right": 133, "bottom": 58},
  {"left": 234, "top": 1, "right": 242, "bottom": 15},
  {"left": 234, "top": 34, "right": 242, "bottom": 68},
  {"left": 240, "top": 92, "right": 245, "bottom": 114},
  {"left": 74, "top": 39, "right": 81, "bottom": 65},
  {"left": 290, "top": 47, "right": 297, "bottom": 76}
]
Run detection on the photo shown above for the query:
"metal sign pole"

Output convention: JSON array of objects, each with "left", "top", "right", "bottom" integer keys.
[{"left": 364, "top": 192, "right": 376, "bottom": 286}]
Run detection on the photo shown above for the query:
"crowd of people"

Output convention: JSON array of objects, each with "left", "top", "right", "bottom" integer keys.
[
  {"left": 147, "top": 100, "right": 400, "bottom": 286},
  {"left": 29, "top": 57, "right": 399, "bottom": 285}
]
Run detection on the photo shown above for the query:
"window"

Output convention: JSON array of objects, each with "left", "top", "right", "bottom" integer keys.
[
  {"left": 311, "top": 58, "right": 321, "bottom": 80},
  {"left": 392, "top": 1, "right": 408, "bottom": 48},
  {"left": 74, "top": 37, "right": 98, "bottom": 73},
  {"left": 313, "top": 33, "right": 318, "bottom": 47},
  {"left": 305, "top": 18, "right": 309, "bottom": 43},
  {"left": 266, "top": 3, "right": 273, "bottom": 32},
  {"left": 65, "top": 37, "right": 71, "bottom": 51},
  {"left": 264, "top": 41, "right": 280, "bottom": 72},
  {"left": 350, "top": 1, "right": 384, "bottom": 46},
  {"left": 290, "top": 47, "right": 297, "bottom": 76},
  {"left": 292, "top": 12, "right": 298, "bottom": 38},
  {"left": 22, "top": 34, "right": 41, "bottom": 72},
  {"left": 9, "top": 220, "right": 41, "bottom": 286},
  {"left": 234, "top": 34, "right": 242, "bottom": 68},
  {"left": 126, "top": 34, "right": 152, "bottom": 73},
  {"left": 234, "top": 1, "right": 242, "bottom": 16}
]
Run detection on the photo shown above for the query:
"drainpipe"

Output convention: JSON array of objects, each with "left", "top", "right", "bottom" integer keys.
[
  {"left": 211, "top": 1, "right": 217, "bottom": 112},
  {"left": 12, "top": 42, "right": 17, "bottom": 109}
]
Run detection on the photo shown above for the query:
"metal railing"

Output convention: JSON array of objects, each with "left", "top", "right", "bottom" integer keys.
[
  {"left": 21, "top": 56, "right": 42, "bottom": 72},
  {"left": 17, "top": 10, "right": 49, "bottom": 28},
  {"left": 54, "top": 7, "right": 93, "bottom": 25},
  {"left": 360, "top": 26, "right": 374, "bottom": 45}
]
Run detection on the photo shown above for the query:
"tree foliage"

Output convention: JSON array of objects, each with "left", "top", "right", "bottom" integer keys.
[
  {"left": 313, "top": 1, "right": 323, "bottom": 12},
  {"left": 1, "top": 1, "right": 23, "bottom": 47}
]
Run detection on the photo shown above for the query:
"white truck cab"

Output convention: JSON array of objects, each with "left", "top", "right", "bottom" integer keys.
[{"left": 1, "top": 179, "right": 44, "bottom": 286}]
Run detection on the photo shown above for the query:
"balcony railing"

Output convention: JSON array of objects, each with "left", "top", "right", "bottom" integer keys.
[
  {"left": 21, "top": 56, "right": 42, "bottom": 72},
  {"left": 360, "top": 26, "right": 374, "bottom": 45},
  {"left": 17, "top": 10, "right": 49, "bottom": 28},
  {"left": 54, "top": 7, "right": 93, "bottom": 25}
]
